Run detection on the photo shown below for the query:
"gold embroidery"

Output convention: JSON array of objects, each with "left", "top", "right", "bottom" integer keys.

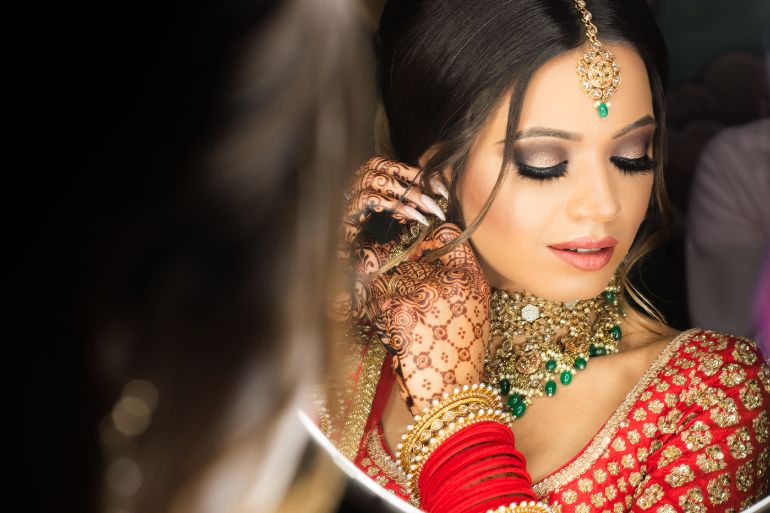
[
  {"left": 635, "top": 483, "right": 663, "bottom": 509},
  {"left": 643, "top": 422, "right": 657, "bottom": 438},
  {"left": 727, "top": 426, "right": 752, "bottom": 459},
  {"left": 640, "top": 390, "right": 653, "bottom": 401},
  {"left": 648, "top": 399, "right": 664, "bottom": 414},
  {"left": 531, "top": 329, "right": 698, "bottom": 497},
  {"left": 617, "top": 476, "right": 628, "bottom": 493},
  {"left": 591, "top": 492, "right": 606, "bottom": 507},
  {"left": 578, "top": 478, "right": 594, "bottom": 492},
  {"left": 695, "top": 445, "right": 726, "bottom": 473},
  {"left": 650, "top": 439, "right": 663, "bottom": 454},
  {"left": 665, "top": 463, "right": 695, "bottom": 487},
  {"left": 732, "top": 340, "right": 757, "bottom": 365},
  {"left": 719, "top": 363, "right": 747, "bottom": 387},
  {"left": 698, "top": 353, "right": 723, "bottom": 376},
  {"left": 657, "top": 408, "right": 682, "bottom": 434},
  {"left": 613, "top": 502, "right": 623, "bottom": 513},
  {"left": 628, "top": 430, "right": 641, "bottom": 444},
  {"left": 637, "top": 447, "right": 649, "bottom": 462},
  {"left": 753, "top": 410, "right": 769, "bottom": 443},
  {"left": 706, "top": 473, "right": 731, "bottom": 505},
  {"left": 628, "top": 471, "right": 642, "bottom": 487},
  {"left": 593, "top": 468, "right": 608, "bottom": 483},
  {"left": 366, "top": 431, "right": 409, "bottom": 494},
  {"left": 561, "top": 489, "right": 577, "bottom": 504},
  {"left": 758, "top": 363, "right": 770, "bottom": 392},
  {"left": 757, "top": 447, "right": 769, "bottom": 479},
  {"left": 621, "top": 453, "right": 635, "bottom": 469},
  {"left": 339, "top": 340, "right": 386, "bottom": 460},
  {"left": 605, "top": 484, "right": 617, "bottom": 500},
  {"left": 657, "top": 445, "right": 682, "bottom": 468},
  {"left": 657, "top": 505, "right": 676, "bottom": 513},
  {"left": 655, "top": 380, "right": 670, "bottom": 392},
  {"left": 607, "top": 461, "right": 620, "bottom": 475},
  {"left": 739, "top": 379, "right": 762, "bottom": 410},
  {"left": 664, "top": 393, "right": 678, "bottom": 408},
  {"left": 633, "top": 408, "right": 648, "bottom": 421},
  {"left": 736, "top": 461, "right": 753, "bottom": 491},
  {"left": 678, "top": 487, "right": 706, "bottom": 513},
  {"left": 611, "top": 438, "right": 626, "bottom": 452},
  {"left": 575, "top": 503, "right": 590, "bottom": 513},
  {"left": 709, "top": 396, "right": 739, "bottom": 427},
  {"left": 680, "top": 420, "right": 712, "bottom": 451}
]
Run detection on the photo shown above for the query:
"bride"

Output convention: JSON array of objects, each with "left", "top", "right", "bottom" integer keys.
[{"left": 323, "top": 1, "right": 769, "bottom": 512}]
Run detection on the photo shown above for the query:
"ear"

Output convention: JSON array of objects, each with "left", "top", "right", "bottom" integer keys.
[{"left": 418, "top": 145, "right": 452, "bottom": 189}]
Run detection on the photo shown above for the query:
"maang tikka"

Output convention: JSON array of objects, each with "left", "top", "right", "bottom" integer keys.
[{"left": 573, "top": 0, "right": 621, "bottom": 118}]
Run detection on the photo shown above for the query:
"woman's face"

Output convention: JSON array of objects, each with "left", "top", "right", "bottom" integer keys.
[{"left": 456, "top": 45, "right": 656, "bottom": 301}]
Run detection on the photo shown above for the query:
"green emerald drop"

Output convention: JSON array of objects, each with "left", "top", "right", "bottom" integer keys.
[
  {"left": 589, "top": 344, "right": 598, "bottom": 357},
  {"left": 506, "top": 394, "right": 522, "bottom": 410},
  {"left": 545, "top": 380, "right": 557, "bottom": 397},
  {"left": 511, "top": 401, "right": 527, "bottom": 417},
  {"left": 595, "top": 346, "right": 607, "bottom": 356},
  {"left": 545, "top": 359, "right": 557, "bottom": 371},
  {"left": 499, "top": 378, "right": 511, "bottom": 395},
  {"left": 560, "top": 370, "right": 573, "bottom": 385},
  {"left": 610, "top": 325, "right": 622, "bottom": 340},
  {"left": 602, "top": 290, "right": 615, "bottom": 303},
  {"left": 574, "top": 357, "right": 587, "bottom": 370},
  {"left": 598, "top": 102, "right": 609, "bottom": 118}
]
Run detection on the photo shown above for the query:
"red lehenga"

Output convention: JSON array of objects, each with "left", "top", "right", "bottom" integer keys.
[{"left": 322, "top": 328, "right": 770, "bottom": 512}]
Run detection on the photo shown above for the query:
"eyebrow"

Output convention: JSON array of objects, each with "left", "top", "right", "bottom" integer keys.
[{"left": 511, "top": 115, "right": 657, "bottom": 142}]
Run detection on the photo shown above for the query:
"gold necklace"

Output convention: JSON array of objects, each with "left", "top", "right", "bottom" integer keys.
[{"left": 483, "top": 274, "right": 624, "bottom": 418}]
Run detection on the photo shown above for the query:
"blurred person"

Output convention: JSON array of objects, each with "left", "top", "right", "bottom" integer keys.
[
  {"left": 26, "top": 0, "right": 376, "bottom": 512},
  {"left": 686, "top": 118, "right": 770, "bottom": 340},
  {"left": 324, "top": 1, "right": 770, "bottom": 512}
]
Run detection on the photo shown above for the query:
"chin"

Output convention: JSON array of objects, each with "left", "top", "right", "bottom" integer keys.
[{"left": 509, "top": 266, "right": 616, "bottom": 303}]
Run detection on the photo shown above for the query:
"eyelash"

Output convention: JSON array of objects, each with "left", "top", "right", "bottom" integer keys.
[{"left": 515, "top": 155, "right": 656, "bottom": 182}]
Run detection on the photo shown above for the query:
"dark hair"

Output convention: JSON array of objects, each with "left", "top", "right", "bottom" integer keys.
[{"left": 376, "top": 0, "right": 671, "bottom": 318}]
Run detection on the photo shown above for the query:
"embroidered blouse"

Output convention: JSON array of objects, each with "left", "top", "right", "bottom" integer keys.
[{"left": 352, "top": 329, "right": 770, "bottom": 512}]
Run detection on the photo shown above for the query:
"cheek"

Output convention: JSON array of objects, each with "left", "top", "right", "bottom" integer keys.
[
  {"left": 617, "top": 174, "right": 654, "bottom": 243},
  {"left": 458, "top": 162, "right": 563, "bottom": 287}
]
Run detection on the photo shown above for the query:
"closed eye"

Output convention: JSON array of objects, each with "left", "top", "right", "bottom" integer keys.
[
  {"left": 515, "top": 160, "right": 568, "bottom": 182},
  {"left": 610, "top": 155, "right": 656, "bottom": 174}
]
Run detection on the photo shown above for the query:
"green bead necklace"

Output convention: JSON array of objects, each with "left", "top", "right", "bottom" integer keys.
[{"left": 483, "top": 274, "right": 624, "bottom": 420}]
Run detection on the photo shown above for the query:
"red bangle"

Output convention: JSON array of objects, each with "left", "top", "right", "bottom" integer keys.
[{"left": 419, "top": 421, "right": 538, "bottom": 513}]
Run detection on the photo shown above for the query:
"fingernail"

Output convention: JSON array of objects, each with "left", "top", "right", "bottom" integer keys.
[
  {"left": 403, "top": 205, "right": 430, "bottom": 226},
  {"left": 430, "top": 178, "right": 450, "bottom": 200},
  {"left": 421, "top": 194, "right": 446, "bottom": 221}
]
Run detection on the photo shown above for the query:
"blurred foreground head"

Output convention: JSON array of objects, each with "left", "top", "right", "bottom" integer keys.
[{"left": 90, "top": 0, "right": 372, "bottom": 511}]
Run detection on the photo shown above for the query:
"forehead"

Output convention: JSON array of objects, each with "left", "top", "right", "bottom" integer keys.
[{"left": 488, "top": 45, "right": 654, "bottom": 141}]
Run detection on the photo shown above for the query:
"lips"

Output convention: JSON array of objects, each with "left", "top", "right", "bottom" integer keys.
[{"left": 548, "top": 236, "right": 617, "bottom": 271}]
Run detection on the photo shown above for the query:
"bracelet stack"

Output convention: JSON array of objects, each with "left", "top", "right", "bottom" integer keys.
[
  {"left": 485, "top": 501, "right": 551, "bottom": 513},
  {"left": 395, "top": 383, "right": 511, "bottom": 497}
]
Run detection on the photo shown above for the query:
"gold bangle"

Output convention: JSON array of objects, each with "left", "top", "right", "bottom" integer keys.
[
  {"left": 485, "top": 501, "right": 552, "bottom": 513},
  {"left": 395, "top": 383, "right": 512, "bottom": 498}
]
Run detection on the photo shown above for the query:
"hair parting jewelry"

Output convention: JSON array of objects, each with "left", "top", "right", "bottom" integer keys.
[
  {"left": 395, "top": 383, "right": 512, "bottom": 499},
  {"left": 572, "top": 0, "right": 621, "bottom": 118},
  {"left": 483, "top": 273, "right": 624, "bottom": 419}
]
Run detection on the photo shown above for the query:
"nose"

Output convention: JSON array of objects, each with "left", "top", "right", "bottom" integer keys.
[{"left": 566, "top": 158, "right": 621, "bottom": 223}]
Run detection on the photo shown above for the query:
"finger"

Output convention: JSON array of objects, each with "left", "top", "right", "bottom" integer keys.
[
  {"left": 362, "top": 156, "right": 422, "bottom": 184},
  {"left": 346, "top": 190, "right": 430, "bottom": 227},
  {"left": 429, "top": 176, "right": 450, "bottom": 200},
  {"left": 362, "top": 171, "right": 446, "bottom": 222},
  {"left": 406, "top": 223, "right": 475, "bottom": 268}
]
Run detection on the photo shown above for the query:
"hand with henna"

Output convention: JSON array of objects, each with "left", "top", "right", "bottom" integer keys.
[
  {"left": 336, "top": 157, "right": 491, "bottom": 414},
  {"left": 331, "top": 156, "right": 449, "bottom": 322}
]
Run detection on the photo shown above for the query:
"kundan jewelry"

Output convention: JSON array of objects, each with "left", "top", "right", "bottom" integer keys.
[
  {"left": 573, "top": 0, "right": 621, "bottom": 118},
  {"left": 483, "top": 273, "right": 624, "bottom": 418}
]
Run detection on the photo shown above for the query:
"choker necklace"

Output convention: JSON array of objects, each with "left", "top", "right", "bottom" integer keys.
[{"left": 483, "top": 274, "right": 624, "bottom": 419}]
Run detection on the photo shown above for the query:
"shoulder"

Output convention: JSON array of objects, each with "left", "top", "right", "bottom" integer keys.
[{"left": 663, "top": 328, "right": 769, "bottom": 418}]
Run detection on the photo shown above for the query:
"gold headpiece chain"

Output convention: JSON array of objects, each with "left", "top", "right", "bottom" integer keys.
[{"left": 573, "top": 0, "right": 621, "bottom": 118}]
